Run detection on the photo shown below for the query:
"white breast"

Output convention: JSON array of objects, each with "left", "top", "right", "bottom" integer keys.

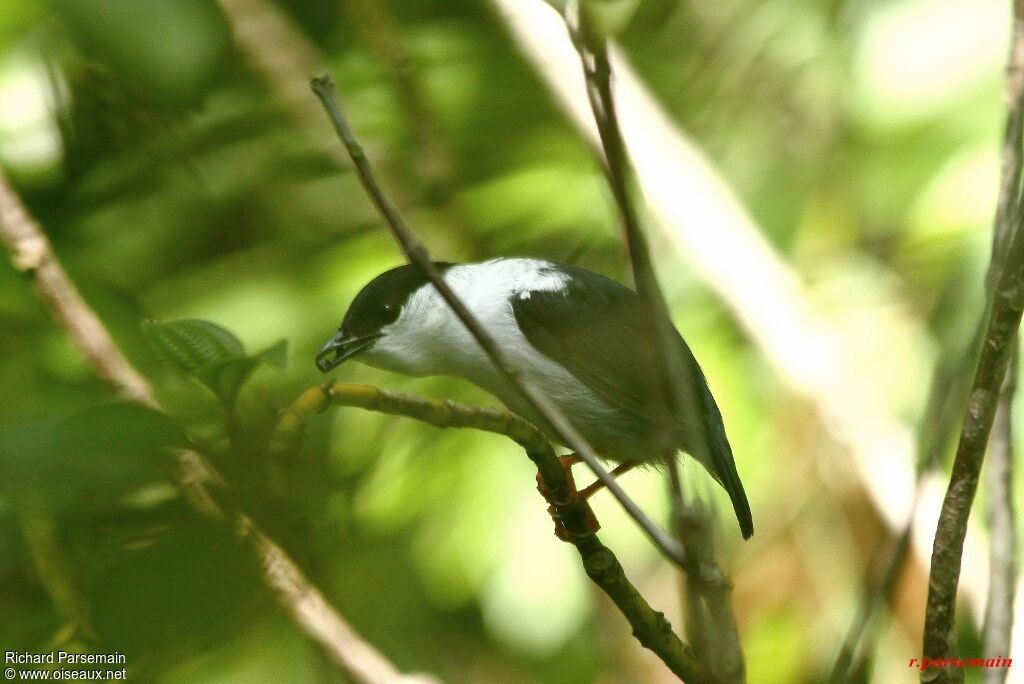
[{"left": 358, "top": 259, "right": 626, "bottom": 445}]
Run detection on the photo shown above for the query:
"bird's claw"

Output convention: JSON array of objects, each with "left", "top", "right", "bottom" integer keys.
[{"left": 535, "top": 455, "right": 600, "bottom": 540}]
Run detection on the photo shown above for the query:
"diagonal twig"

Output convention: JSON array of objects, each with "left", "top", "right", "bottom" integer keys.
[
  {"left": 564, "top": 4, "right": 746, "bottom": 680},
  {"left": 978, "top": 3, "right": 1024, "bottom": 677},
  {"left": 922, "top": 3, "right": 1024, "bottom": 680},
  {"left": 0, "top": 167, "right": 436, "bottom": 684},
  {"left": 921, "top": 156, "right": 1024, "bottom": 684},
  {"left": 982, "top": 354, "right": 1017, "bottom": 684},
  {"left": 310, "top": 74, "right": 688, "bottom": 567}
]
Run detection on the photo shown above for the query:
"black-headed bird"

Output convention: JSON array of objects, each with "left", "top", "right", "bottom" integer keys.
[{"left": 317, "top": 258, "right": 752, "bottom": 539}]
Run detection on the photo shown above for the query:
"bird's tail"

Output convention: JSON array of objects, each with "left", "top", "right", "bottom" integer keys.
[{"left": 687, "top": 372, "right": 754, "bottom": 539}]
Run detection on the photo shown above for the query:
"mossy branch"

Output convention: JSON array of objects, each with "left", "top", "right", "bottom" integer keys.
[{"left": 273, "top": 381, "right": 710, "bottom": 683}]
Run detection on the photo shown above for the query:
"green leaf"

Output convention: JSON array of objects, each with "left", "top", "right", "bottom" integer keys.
[
  {"left": 143, "top": 319, "right": 246, "bottom": 374},
  {"left": 258, "top": 339, "right": 288, "bottom": 369},
  {"left": 197, "top": 356, "right": 260, "bottom": 406},
  {"left": 144, "top": 320, "right": 286, "bottom": 404}
]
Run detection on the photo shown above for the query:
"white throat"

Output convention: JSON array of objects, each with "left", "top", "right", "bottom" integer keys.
[{"left": 357, "top": 258, "right": 571, "bottom": 396}]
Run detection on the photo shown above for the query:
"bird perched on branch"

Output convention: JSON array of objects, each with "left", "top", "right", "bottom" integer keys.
[{"left": 316, "top": 258, "right": 752, "bottom": 539}]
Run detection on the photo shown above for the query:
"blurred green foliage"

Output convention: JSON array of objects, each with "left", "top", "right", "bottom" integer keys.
[{"left": 0, "top": 0, "right": 1014, "bottom": 682}]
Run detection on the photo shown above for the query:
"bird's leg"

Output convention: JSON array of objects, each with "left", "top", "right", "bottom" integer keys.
[
  {"left": 577, "top": 462, "right": 637, "bottom": 500},
  {"left": 537, "top": 459, "right": 639, "bottom": 541},
  {"left": 559, "top": 453, "right": 583, "bottom": 468},
  {"left": 536, "top": 453, "right": 600, "bottom": 541}
]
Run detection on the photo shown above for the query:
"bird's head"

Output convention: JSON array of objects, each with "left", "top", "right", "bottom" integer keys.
[{"left": 316, "top": 263, "right": 452, "bottom": 373}]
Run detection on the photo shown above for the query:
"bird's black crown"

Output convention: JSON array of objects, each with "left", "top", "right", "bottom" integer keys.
[{"left": 340, "top": 262, "right": 453, "bottom": 336}]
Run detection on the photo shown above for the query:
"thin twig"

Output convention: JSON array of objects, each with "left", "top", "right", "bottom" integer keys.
[
  {"left": 922, "top": 4, "right": 1024, "bottom": 680},
  {"left": 979, "top": 4, "right": 1024, "bottom": 679},
  {"left": 0, "top": 172, "right": 153, "bottom": 405},
  {"left": 828, "top": 510, "right": 914, "bottom": 683},
  {"left": 921, "top": 179, "right": 1024, "bottom": 683},
  {"left": 564, "top": 0, "right": 702, "bottom": 452},
  {"left": 982, "top": 353, "right": 1017, "bottom": 684},
  {"left": 565, "top": 5, "right": 746, "bottom": 679},
  {"left": 274, "top": 381, "right": 711, "bottom": 683},
  {"left": 310, "top": 74, "right": 688, "bottom": 567},
  {"left": 829, "top": 337, "right": 973, "bottom": 682},
  {"left": 0, "top": 168, "right": 435, "bottom": 684}
]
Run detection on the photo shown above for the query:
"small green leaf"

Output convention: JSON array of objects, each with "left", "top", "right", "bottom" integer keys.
[
  {"left": 143, "top": 319, "right": 246, "bottom": 374},
  {"left": 198, "top": 356, "right": 260, "bottom": 405},
  {"left": 258, "top": 339, "right": 288, "bottom": 369},
  {"left": 143, "top": 320, "right": 286, "bottom": 404}
]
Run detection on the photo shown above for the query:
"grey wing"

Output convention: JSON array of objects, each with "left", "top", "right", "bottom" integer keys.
[
  {"left": 510, "top": 264, "right": 661, "bottom": 424},
  {"left": 511, "top": 263, "right": 753, "bottom": 538}
]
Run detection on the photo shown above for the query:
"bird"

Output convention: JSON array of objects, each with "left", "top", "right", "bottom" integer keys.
[{"left": 316, "top": 257, "right": 753, "bottom": 539}]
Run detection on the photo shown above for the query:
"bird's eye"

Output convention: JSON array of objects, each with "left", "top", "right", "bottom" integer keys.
[{"left": 383, "top": 303, "right": 398, "bottom": 319}]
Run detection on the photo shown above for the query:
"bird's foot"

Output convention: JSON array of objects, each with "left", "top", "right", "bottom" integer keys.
[{"left": 535, "top": 453, "right": 600, "bottom": 541}]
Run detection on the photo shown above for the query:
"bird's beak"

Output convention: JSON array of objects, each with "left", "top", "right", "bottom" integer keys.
[{"left": 315, "top": 331, "right": 381, "bottom": 372}]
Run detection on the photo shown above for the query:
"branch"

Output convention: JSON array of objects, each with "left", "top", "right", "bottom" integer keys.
[
  {"left": 310, "top": 74, "right": 688, "bottom": 567},
  {"left": 564, "top": 1, "right": 702, "bottom": 455},
  {"left": 979, "top": 4, "right": 1024, "bottom": 675},
  {"left": 0, "top": 172, "right": 153, "bottom": 405},
  {"left": 829, "top": 333, "right": 976, "bottom": 682},
  {"left": 273, "top": 381, "right": 711, "bottom": 683},
  {"left": 921, "top": 168, "right": 1024, "bottom": 683},
  {"left": 0, "top": 168, "right": 435, "bottom": 684},
  {"left": 982, "top": 355, "right": 1016, "bottom": 683},
  {"left": 564, "top": 4, "right": 746, "bottom": 680},
  {"left": 342, "top": 0, "right": 458, "bottom": 207},
  {"left": 922, "top": 2, "right": 1024, "bottom": 679}
]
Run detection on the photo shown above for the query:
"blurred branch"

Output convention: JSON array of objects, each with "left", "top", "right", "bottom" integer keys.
[
  {"left": 983, "top": 354, "right": 1016, "bottom": 684},
  {"left": 215, "top": 0, "right": 342, "bottom": 162},
  {"left": 980, "top": 6, "right": 1024, "bottom": 678},
  {"left": 990, "top": 0, "right": 1024, "bottom": 272},
  {"left": 342, "top": 0, "right": 458, "bottom": 207},
  {"left": 828, "top": 506, "right": 914, "bottom": 683},
  {"left": 273, "top": 381, "right": 711, "bottom": 683},
  {"left": 922, "top": 163, "right": 1024, "bottom": 684},
  {"left": 220, "top": 0, "right": 473, "bottom": 239},
  {"left": 0, "top": 168, "right": 436, "bottom": 684},
  {"left": 923, "top": 4, "right": 1024, "bottom": 679},
  {"left": 565, "top": 4, "right": 745, "bottom": 680},
  {"left": 310, "top": 74, "right": 689, "bottom": 567},
  {"left": 669, "top": 462, "right": 745, "bottom": 684},
  {"left": 829, "top": 337, "right": 974, "bottom": 682},
  {"left": 0, "top": 170, "right": 152, "bottom": 405}
]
